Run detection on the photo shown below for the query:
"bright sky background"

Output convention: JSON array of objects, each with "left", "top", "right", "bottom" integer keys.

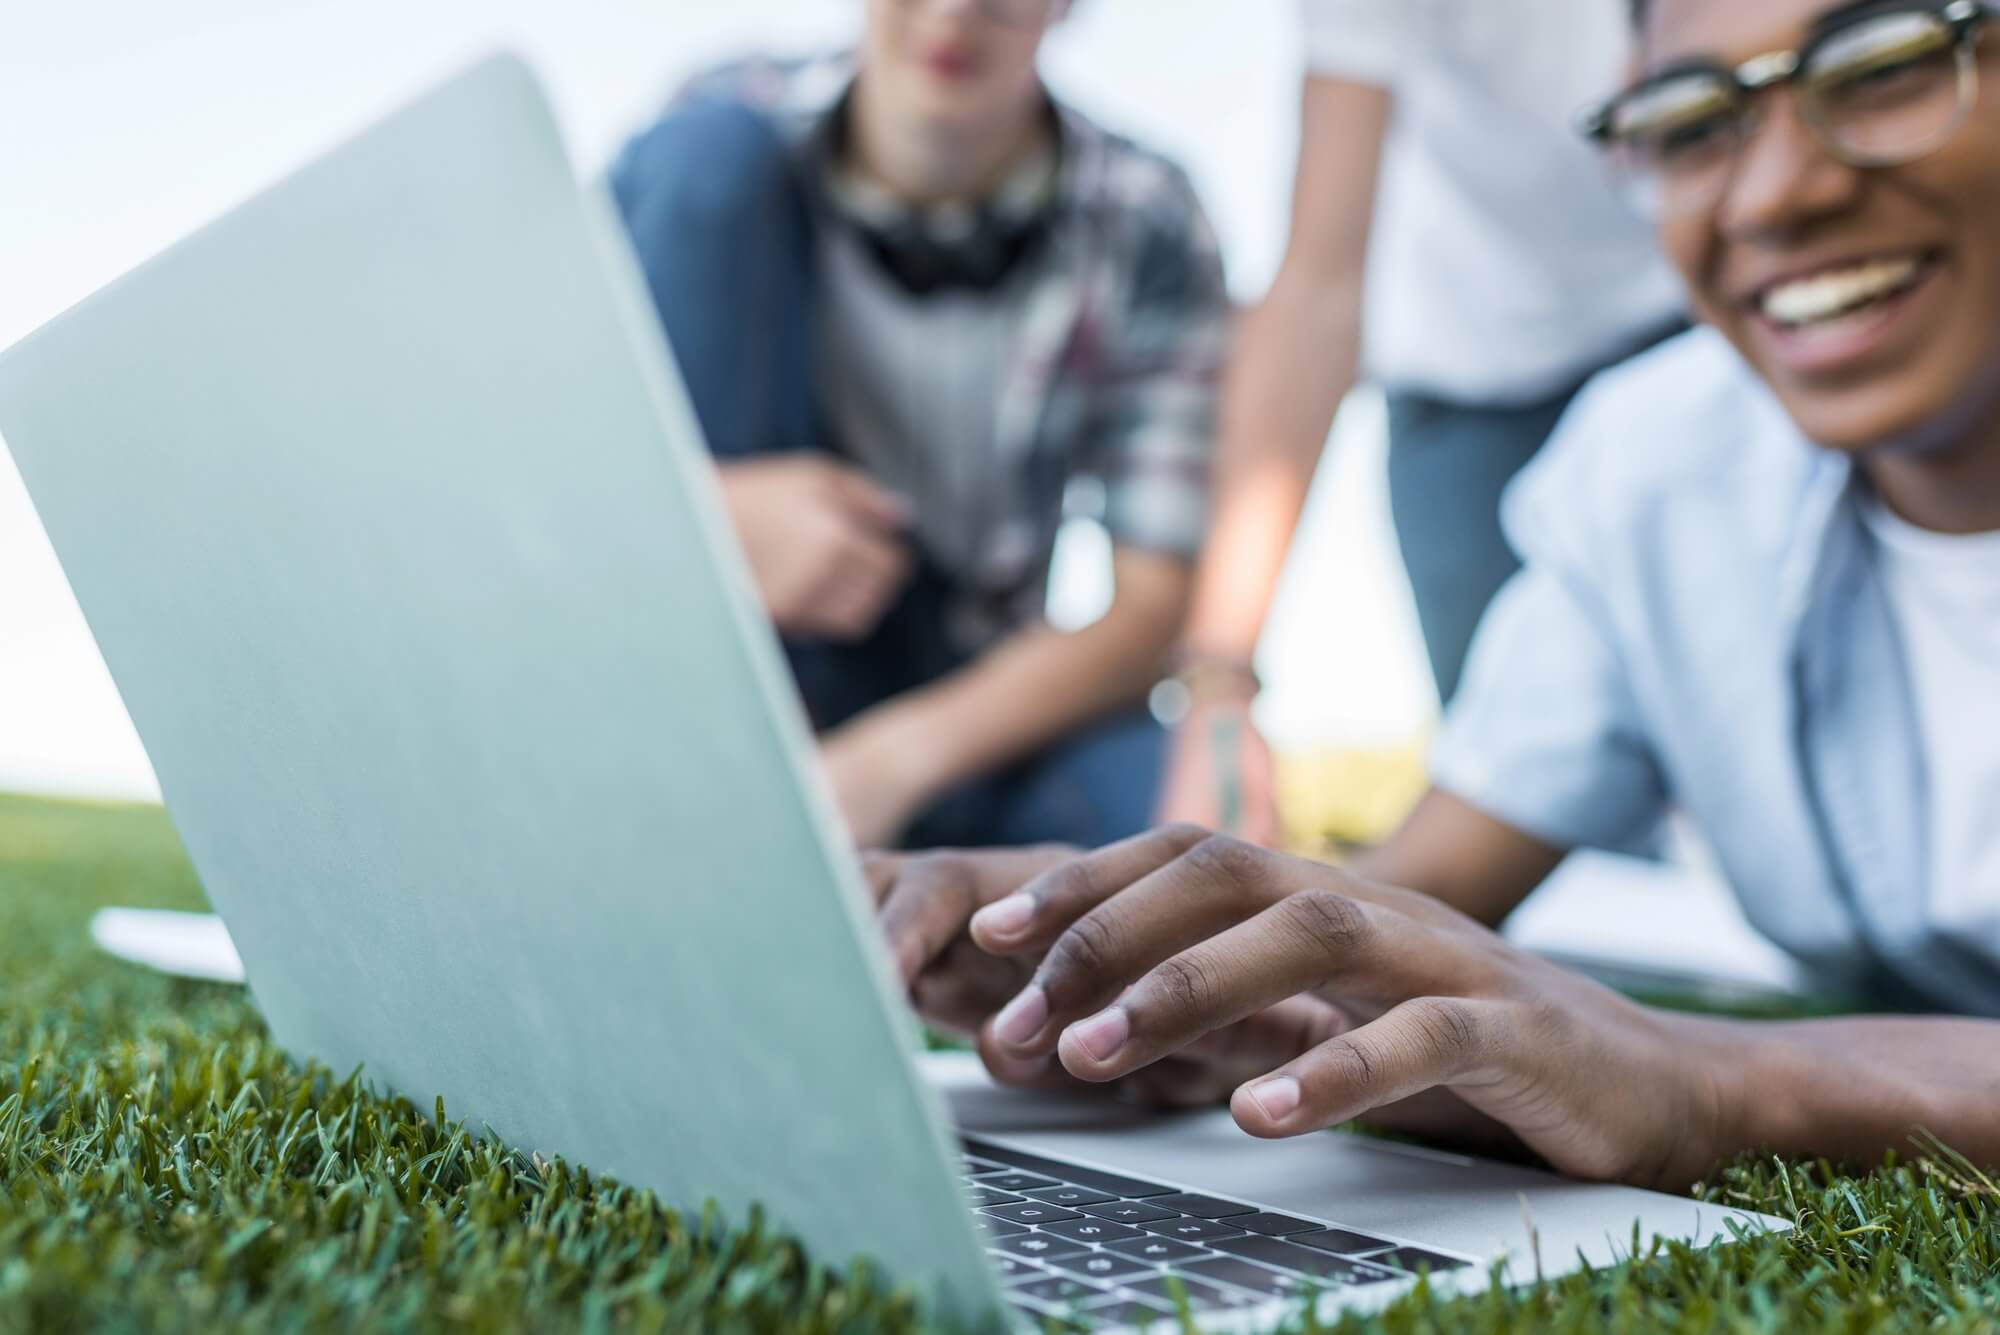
[{"left": 0, "top": 0, "right": 1432, "bottom": 801}]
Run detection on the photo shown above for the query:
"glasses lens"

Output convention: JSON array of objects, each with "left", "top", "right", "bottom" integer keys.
[
  {"left": 1804, "top": 9, "right": 1969, "bottom": 164},
  {"left": 1605, "top": 71, "right": 1746, "bottom": 218}
]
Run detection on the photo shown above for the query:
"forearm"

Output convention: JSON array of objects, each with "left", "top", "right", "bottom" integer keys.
[
  {"left": 1181, "top": 285, "right": 1360, "bottom": 661},
  {"left": 1708, "top": 1014, "right": 2000, "bottom": 1166},
  {"left": 882, "top": 553, "right": 1190, "bottom": 794},
  {"left": 1350, "top": 788, "right": 1567, "bottom": 926}
]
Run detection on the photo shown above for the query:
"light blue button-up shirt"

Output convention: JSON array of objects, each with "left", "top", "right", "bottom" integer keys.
[{"left": 1433, "top": 329, "right": 2000, "bottom": 1016}]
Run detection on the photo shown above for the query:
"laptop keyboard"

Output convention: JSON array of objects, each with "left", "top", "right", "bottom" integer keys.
[{"left": 962, "top": 1139, "right": 1470, "bottom": 1327}]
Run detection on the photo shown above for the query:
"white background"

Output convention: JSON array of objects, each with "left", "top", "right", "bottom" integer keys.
[{"left": 0, "top": 0, "right": 1431, "bottom": 800}]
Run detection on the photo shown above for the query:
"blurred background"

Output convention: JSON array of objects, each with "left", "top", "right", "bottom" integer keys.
[
  {"left": 0, "top": 0, "right": 1808, "bottom": 995},
  {"left": 0, "top": 0, "right": 1431, "bottom": 804}
]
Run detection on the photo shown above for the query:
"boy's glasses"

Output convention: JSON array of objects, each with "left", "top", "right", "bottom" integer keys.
[{"left": 1581, "top": 0, "right": 1993, "bottom": 219}]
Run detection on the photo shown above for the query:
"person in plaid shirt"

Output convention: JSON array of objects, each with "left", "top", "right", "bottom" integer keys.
[{"left": 611, "top": 0, "right": 1229, "bottom": 851}]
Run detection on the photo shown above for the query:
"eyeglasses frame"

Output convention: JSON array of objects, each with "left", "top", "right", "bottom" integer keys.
[{"left": 1579, "top": 0, "right": 1994, "bottom": 172}]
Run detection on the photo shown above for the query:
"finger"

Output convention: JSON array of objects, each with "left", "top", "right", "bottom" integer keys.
[
  {"left": 969, "top": 823, "right": 1211, "bottom": 956},
  {"left": 835, "top": 524, "right": 913, "bottom": 591},
  {"left": 878, "top": 848, "right": 1076, "bottom": 986},
  {"left": 1120, "top": 997, "right": 1346, "bottom": 1108},
  {"left": 910, "top": 940, "right": 1030, "bottom": 1035},
  {"left": 825, "top": 466, "right": 915, "bottom": 531},
  {"left": 1054, "top": 888, "right": 1416, "bottom": 1082},
  {"left": 811, "top": 578, "right": 895, "bottom": 643},
  {"left": 860, "top": 851, "right": 902, "bottom": 905},
  {"left": 878, "top": 856, "right": 983, "bottom": 986},
  {"left": 988, "top": 835, "right": 1306, "bottom": 1056},
  {"left": 974, "top": 1016, "right": 1070, "bottom": 1090},
  {"left": 1230, "top": 996, "right": 1495, "bottom": 1138}
]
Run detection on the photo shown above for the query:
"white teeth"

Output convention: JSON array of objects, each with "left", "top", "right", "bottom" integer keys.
[{"left": 1761, "top": 257, "right": 1923, "bottom": 327}]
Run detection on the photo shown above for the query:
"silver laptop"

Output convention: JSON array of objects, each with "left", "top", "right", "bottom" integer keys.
[{"left": 0, "top": 55, "right": 1785, "bottom": 1331}]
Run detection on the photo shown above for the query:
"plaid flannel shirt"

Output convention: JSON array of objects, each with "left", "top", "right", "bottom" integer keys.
[{"left": 661, "top": 52, "right": 1230, "bottom": 640}]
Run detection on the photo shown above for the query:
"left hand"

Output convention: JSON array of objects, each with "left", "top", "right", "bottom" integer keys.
[
  {"left": 966, "top": 825, "right": 1749, "bottom": 1189},
  {"left": 820, "top": 705, "right": 943, "bottom": 849}
]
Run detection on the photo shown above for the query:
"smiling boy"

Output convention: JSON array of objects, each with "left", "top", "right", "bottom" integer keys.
[{"left": 871, "top": 0, "right": 2000, "bottom": 1183}]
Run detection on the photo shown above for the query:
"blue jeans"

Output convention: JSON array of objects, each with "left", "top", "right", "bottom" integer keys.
[
  {"left": 1385, "top": 389, "right": 1580, "bottom": 707},
  {"left": 610, "top": 99, "right": 1164, "bottom": 850}
]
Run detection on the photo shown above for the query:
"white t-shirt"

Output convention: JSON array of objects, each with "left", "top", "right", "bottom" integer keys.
[
  {"left": 1863, "top": 499, "right": 2000, "bottom": 941},
  {"left": 1300, "top": 0, "right": 1686, "bottom": 402}
]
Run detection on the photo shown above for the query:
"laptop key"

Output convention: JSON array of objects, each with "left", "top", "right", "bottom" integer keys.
[
  {"left": 1013, "top": 1275, "right": 1115, "bottom": 1307},
  {"left": 1288, "top": 1228, "right": 1397, "bottom": 1256},
  {"left": 1103, "top": 1235, "right": 1210, "bottom": 1263},
  {"left": 966, "top": 1187, "right": 1025, "bottom": 1209},
  {"left": 1078, "top": 1199, "right": 1181, "bottom": 1225},
  {"left": 1122, "top": 1274, "right": 1255, "bottom": 1311},
  {"left": 1365, "top": 1246, "right": 1472, "bottom": 1274},
  {"left": 1079, "top": 1295, "right": 1176, "bottom": 1324},
  {"left": 975, "top": 1172, "right": 1061, "bottom": 1193},
  {"left": 1039, "top": 1218, "right": 1145, "bottom": 1244},
  {"left": 1141, "top": 1216, "right": 1248, "bottom": 1242},
  {"left": 1235, "top": 1212, "right": 1321, "bottom": 1235},
  {"left": 971, "top": 1216, "right": 1028, "bottom": 1239},
  {"left": 990, "top": 1254, "right": 1045, "bottom": 1281},
  {"left": 983, "top": 1202, "right": 1085, "bottom": 1225},
  {"left": 990, "top": 1233, "right": 1091, "bottom": 1261},
  {"left": 1180, "top": 1256, "right": 1312, "bottom": 1296},
  {"left": 1209, "top": 1234, "right": 1396, "bottom": 1283},
  {"left": 1147, "top": 1192, "right": 1256, "bottom": 1219},
  {"left": 1044, "top": 1252, "right": 1152, "bottom": 1282},
  {"left": 1023, "top": 1185, "right": 1117, "bottom": 1208},
  {"left": 961, "top": 1140, "right": 1179, "bottom": 1199}
]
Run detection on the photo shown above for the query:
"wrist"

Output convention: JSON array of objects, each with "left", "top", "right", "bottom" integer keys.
[
  {"left": 1152, "top": 650, "right": 1261, "bottom": 726},
  {"left": 1669, "top": 1013, "right": 1812, "bottom": 1166}
]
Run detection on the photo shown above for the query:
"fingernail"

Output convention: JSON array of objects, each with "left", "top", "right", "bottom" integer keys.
[
  {"left": 1246, "top": 1076, "right": 1301, "bottom": 1121},
  {"left": 1068, "top": 1006, "right": 1130, "bottom": 1062},
  {"left": 974, "top": 893, "right": 1036, "bottom": 938},
  {"left": 994, "top": 985, "right": 1048, "bottom": 1046}
]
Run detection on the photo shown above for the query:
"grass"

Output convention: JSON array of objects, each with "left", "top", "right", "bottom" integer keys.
[{"left": 1, "top": 793, "right": 1996, "bottom": 1333}]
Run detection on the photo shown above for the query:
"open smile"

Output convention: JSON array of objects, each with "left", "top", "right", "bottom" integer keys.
[{"left": 1740, "top": 248, "right": 1948, "bottom": 377}]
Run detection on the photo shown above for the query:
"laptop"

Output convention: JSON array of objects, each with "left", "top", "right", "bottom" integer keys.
[{"left": 0, "top": 55, "right": 1786, "bottom": 1330}]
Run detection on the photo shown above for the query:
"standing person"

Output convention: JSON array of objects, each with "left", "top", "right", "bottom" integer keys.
[
  {"left": 609, "top": 0, "right": 1230, "bottom": 851},
  {"left": 1156, "top": 0, "right": 1685, "bottom": 844}
]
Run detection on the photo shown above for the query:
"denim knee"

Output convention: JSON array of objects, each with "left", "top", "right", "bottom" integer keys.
[{"left": 610, "top": 99, "right": 804, "bottom": 254}]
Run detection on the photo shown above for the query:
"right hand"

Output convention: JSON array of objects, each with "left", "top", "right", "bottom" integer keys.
[
  {"left": 863, "top": 846, "right": 1345, "bottom": 1106},
  {"left": 718, "top": 455, "right": 914, "bottom": 641}
]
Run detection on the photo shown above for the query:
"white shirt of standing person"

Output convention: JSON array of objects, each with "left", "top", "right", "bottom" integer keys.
[{"left": 1298, "top": 0, "right": 1687, "bottom": 403}]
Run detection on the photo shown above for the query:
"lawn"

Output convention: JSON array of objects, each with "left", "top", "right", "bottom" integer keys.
[{"left": 0, "top": 792, "right": 1995, "bottom": 1333}]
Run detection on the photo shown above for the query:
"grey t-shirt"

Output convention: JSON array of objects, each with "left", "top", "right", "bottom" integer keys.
[{"left": 814, "top": 223, "right": 1037, "bottom": 591}]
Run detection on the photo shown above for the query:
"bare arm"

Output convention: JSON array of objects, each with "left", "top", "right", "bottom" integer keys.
[
  {"left": 1351, "top": 787, "right": 1568, "bottom": 927},
  {"left": 1721, "top": 1016, "right": 2000, "bottom": 1165},
  {"left": 822, "top": 548, "right": 1190, "bottom": 845},
  {"left": 1156, "top": 76, "right": 1390, "bottom": 841},
  {"left": 903, "top": 547, "right": 1188, "bottom": 783},
  {"left": 1180, "top": 75, "right": 1389, "bottom": 664}
]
